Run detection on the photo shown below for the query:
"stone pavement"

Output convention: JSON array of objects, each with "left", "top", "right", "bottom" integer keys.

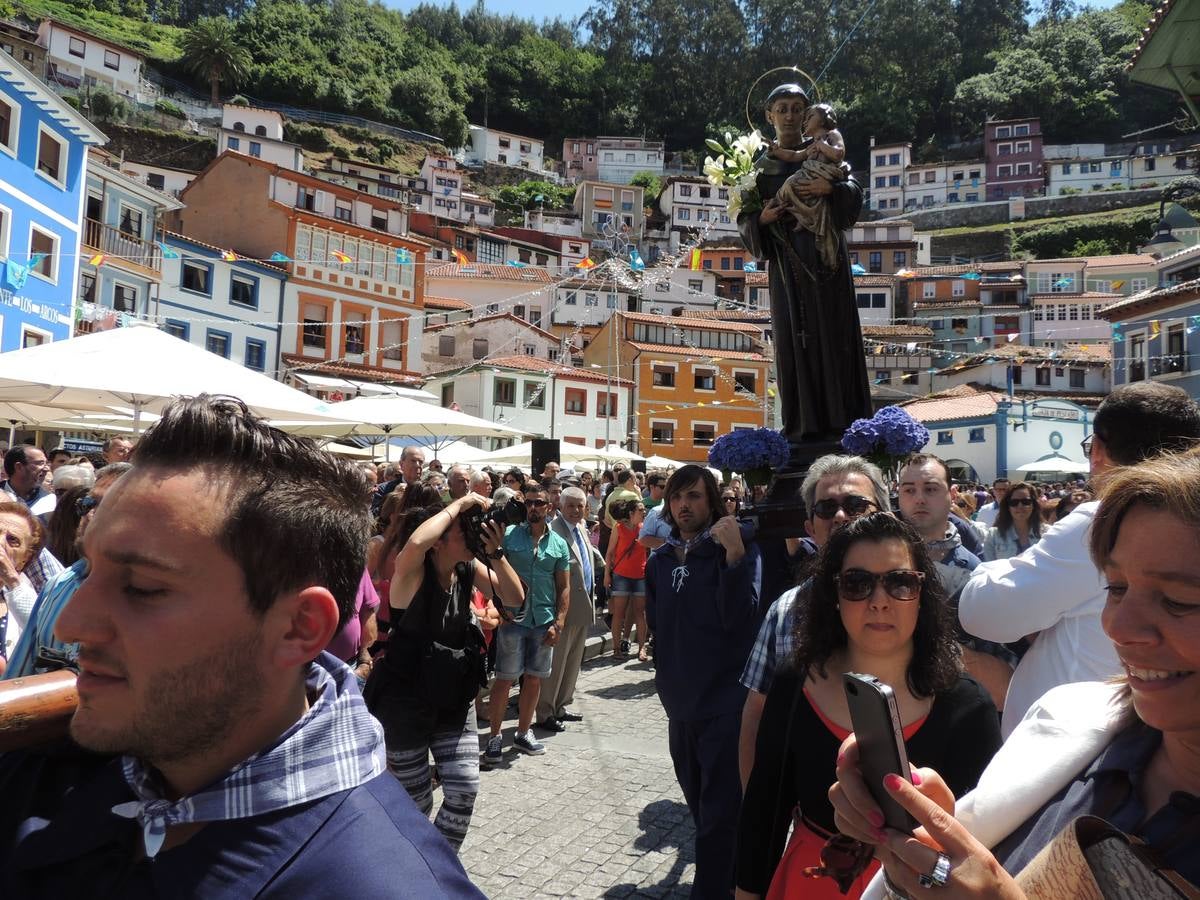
[{"left": 459, "top": 649, "right": 697, "bottom": 899}]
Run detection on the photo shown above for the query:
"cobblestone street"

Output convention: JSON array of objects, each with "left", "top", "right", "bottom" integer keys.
[{"left": 460, "top": 651, "right": 696, "bottom": 899}]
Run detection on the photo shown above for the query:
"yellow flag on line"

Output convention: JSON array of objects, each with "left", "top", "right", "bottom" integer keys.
[
  {"left": 690, "top": 249, "right": 702, "bottom": 271},
  {"left": 222, "top": 250, "right": 238, "bottom": 262},
  {"left": 88, "top": 253, "right": 107, "bottom": 266},
  {"left": 1111, "top": 280, "right": 1126, "bottom": 290},
  {"left": 1150, "top": 320, "right": 1161, "bottom": 338}
]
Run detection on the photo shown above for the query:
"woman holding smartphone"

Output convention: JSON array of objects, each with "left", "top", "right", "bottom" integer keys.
[{"left": 735, "top": 513, "right": 1001, "bottom": 900}]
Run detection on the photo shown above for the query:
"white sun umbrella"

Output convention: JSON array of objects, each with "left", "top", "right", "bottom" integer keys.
[
  {"left": 0, "top": 323, "right": 348, "bottom": 430},
  {"left": 1014, "top": 453, "right": 1090, "bottom": 476},
  {"left": 466, "top": 440, "right": 643, "bottom": 470},
  {"left": 288, "top": 395, "right": 529, "bottom": 460},
  {"left": 643, "top": 454, "right": 686, "bottom": 470}
]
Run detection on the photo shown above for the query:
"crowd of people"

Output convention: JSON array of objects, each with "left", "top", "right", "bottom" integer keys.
[{"left": 0, "top": 382, "right": 1197, "bottom": 899}]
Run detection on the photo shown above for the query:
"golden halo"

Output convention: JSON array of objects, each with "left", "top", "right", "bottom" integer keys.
[{"left": 745, "top": 66, "right": 821, "bottom": 133}]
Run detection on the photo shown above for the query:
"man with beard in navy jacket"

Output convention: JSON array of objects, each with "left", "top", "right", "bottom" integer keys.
[{"left": 646, "top": 465, "right": 762, "bottom": 899}]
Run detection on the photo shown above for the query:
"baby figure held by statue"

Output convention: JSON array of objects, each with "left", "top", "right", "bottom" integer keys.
[{"left": 769, "top": 102, "right": 851, "bottom": 271}]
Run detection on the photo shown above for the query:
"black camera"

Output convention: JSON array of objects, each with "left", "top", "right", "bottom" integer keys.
[{"left": 461, "top": 497, "right": 526, "bottom": 558}]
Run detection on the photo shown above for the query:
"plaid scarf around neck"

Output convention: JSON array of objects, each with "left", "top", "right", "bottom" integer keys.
[{"left": 112, "top": 652, "right": 386, "bottom": 858}]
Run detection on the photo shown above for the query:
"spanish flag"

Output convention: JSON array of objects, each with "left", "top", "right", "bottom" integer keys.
[
  {"left": 689, "top": 249, "right": 701, "bottom": 271},
  {"left": 452, "top": 249, "right": 469, "bottom": 265},
  {"left": 330, "top": 250, "right": 352, "bottom": 264},
  {"left": 576, "top": 257, "right": 596, "bottom": 270}
]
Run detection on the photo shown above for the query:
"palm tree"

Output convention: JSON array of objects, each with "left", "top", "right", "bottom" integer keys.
[{"left": 180, "top": 17, "right": 251, "bottom": 106}]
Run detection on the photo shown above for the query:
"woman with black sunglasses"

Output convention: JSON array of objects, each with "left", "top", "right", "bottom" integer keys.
[
  {"left": 982, "top": 481, "right": 1044, "bottom": 561},
  {"left": 735, "top": 513, "right": 1001, "bottom": 900}
]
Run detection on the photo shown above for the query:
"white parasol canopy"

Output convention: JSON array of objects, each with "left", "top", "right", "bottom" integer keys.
[
  {"left": 291, "top": 396, "right": 530, "bottom": 442},
  {"left": 642, "top": 454, "right": 687, "bottom": 470},
  {"left": 1013, "top": 453, "right": 1090, "bottom": 475},
  {"left": 465, "top": 440, "right": 644, "bottom": 469},
  {"left": 0, "top": 323, "right": 347, "bottom": 429}
]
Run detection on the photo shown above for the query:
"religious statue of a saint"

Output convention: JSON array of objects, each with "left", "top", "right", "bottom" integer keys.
[{"left": 738, "top": 84, "right": 872, "bottom": 477}]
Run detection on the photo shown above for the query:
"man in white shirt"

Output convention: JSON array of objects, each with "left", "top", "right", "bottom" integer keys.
[
  {"left": 974, "top": 478, "right": 1009, "bottom": 527},
  {"left": 960, "top": 382, "right": 1200, "bottom": 736}
]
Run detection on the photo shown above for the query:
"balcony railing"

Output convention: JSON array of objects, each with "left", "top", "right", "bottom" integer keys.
[{"left": 82, "top": 219, "right": 161, "bottom": 273}]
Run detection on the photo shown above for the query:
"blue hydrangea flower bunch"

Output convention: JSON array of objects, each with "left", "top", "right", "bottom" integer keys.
[
  {"left": 841, "top": 406, "right": 930, "bottom": 459},
  {"left": 708, "top": 427, "right": 790, "bottom": 475}
]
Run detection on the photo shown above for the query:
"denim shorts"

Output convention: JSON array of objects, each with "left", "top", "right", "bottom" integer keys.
[
  {"left": 494, "top": 622, "right": 553, "bottom": 680},
  {"left": 610, "top": 574, "right": 646, "bottom": 596}
]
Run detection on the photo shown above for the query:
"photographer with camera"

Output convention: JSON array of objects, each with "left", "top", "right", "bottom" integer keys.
[
  {"left": 486, "top": 482, "right": 571, "bottom": 764},
  {"left": 365, "top": 493, "right": 517, "bottom": 852}
]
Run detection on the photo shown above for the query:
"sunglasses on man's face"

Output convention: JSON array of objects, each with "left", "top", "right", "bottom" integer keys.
[
  {"left": 525, "top": 499, "right": 548, "bottom": 507},
  {"left": 835, "top": 568, "right": 925, "bottom": 601},
  {"left": 811, "top": 495, "right": 877, "bottom": 520},
  {"left": 722, "top": 495, "right": 737, "bottom": 502}
]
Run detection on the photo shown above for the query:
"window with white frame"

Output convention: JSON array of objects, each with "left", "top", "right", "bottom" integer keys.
[
  {"left": 36, "top": 125, "right": 67, "bottom": 186},
  {"left": 693, "top": 367, "right": 716, "bottom": 391},
  {"left": 0, "top": 92, "right": 17, "bottom": 156},
  {"left": 952, "top": 280, "right": 965, "bottom": 297},
  {"left": 230, "top": 273, "right": 257, "bottom": 308},
  {"left": 922, "top": 282, "right": 936, "bottom": 299},
  {"left": 693, "top": 422, "right": 716, "bottom": 446},
  {"left": 104, "top": 49, "right": 120, "bottom": 70},
  {"left": 21, "top": 327, "right": 48, "bottom": 348},
  {"left": 29, "top": 227, "right": 57, "bottom": 282}
]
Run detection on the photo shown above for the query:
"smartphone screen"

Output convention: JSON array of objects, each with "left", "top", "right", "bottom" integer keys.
[{"left": 843, "top": 672, "right": 917, "bottom": 833}]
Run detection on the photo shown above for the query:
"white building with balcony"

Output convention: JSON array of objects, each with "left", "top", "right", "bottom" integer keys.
[
  {"left": 657, "top": 177, "right": 737, "bottom": 250},
  {"left": 463, "top": 125, "right": 544, "bottom": 172},
  {"left": 596, "top": 137, "right": 664, "bottom": 184},
  {"left": 38, "top": 19, "right": 142, "bottom": 100}
]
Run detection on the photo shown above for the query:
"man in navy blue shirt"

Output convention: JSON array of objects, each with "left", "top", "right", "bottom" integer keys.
[
  {"left": 646, "top": 464, "right": 762, "bottom": 899},
  {"left": 0, "top": 396, "right": 480, "bottom": 899}
]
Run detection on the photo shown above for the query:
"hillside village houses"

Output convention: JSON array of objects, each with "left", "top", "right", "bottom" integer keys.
[
  {"left": 561, "top": 136, "right": 665, "bottom": 185},
  {"left": 7, "top": 13, "right": 1200, "bottom": 480},
  {"left": 462, "top": 124, "right": 544, "bottom": 173},
  {"left": 218, "top": 104, "right": 304, "bottom": 172},
  {"left": 170, "top": 151, "right": 429, "bottom": 395},
  {"left": 0, "top": 48, "right": 104, "bottom": 350},
  {"left": 38, "top": 19, "right": 143, "bottom": 101}
]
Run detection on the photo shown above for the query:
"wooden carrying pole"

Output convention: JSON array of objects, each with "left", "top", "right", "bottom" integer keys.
[{"left": 0, "top": 670, "right": 79, "bottom": 752}]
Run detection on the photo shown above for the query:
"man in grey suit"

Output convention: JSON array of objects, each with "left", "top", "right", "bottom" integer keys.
[{"left": 537, "top": 486, "right": 604, "bottom": 732}]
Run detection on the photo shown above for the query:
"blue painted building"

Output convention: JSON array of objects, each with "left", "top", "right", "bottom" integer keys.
[
  {"left": 0, "top": 49, "right": 104, "bottom": 350},
  {"left": 157, "top": 232, "right": 286, "bottom": 374},
  {"left": 1099, "top": 278, "right": 1200, "bottom": 398},
  {"left": 77, "top": 148, "right": 182, "bottom": 331}
]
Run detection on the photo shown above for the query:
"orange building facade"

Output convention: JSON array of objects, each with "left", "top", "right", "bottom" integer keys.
[{"left": 583, "top": 312, "right": 771, "bottom": 462}]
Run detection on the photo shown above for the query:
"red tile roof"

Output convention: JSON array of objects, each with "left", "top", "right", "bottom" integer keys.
[
  {"left": 854, "top": 275, "right": 898, "bottom": 287},
  {"left": 899, "top": 385, "right": 1007, "bottom": 423},
  {"left": 1028, "top": 291, "right": 1124, "bottom": 302},
  {"left": 861, "top": 324, "right": 935, "bottom": 337},
  {"left": 427, "top": 263, "right": 555, "bottom": 282},
  {"left": 624, "top": 341, "right": 768, "bottom": 362},
  {"left": 621, "top": 311, "right": 764, "bottom": 334},
  {"left": 912, "top": 262, "right": 1023, "bottom": 276},
  {"left": 1025, "top": 253, "right": 1157, "bottom": 267},
  {"left": 424, "top": 295, "right": 472, "bottom": 311},
  {"left": 1128, "top": 0, "right": 1178, "bottom": 69},
  {"left": 677, "top": 309, "right": 771, "bottom": 322},
  {"left": 281, "top": 354, "right": 422, "bottom": 384}
]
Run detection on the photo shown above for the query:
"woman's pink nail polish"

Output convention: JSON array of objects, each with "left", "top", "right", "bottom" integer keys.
[
  {"left": 868, "top": 810, "right": 884, "bottom": 828},
  {"left": 911, "top": 770, "right": 923, "bottom": 787},
  {"left": 883, "top": 774, "right": 904, "bottom": 791}
]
